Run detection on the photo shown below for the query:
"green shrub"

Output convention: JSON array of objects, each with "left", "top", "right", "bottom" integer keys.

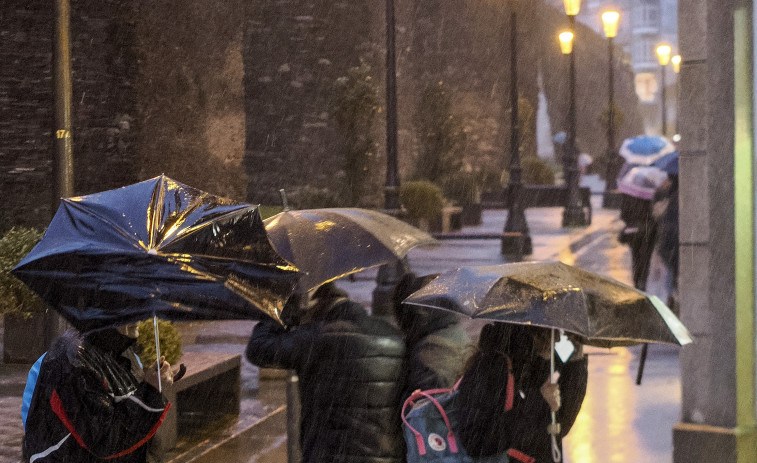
[
  {"left": 331, "top": 61, "right": 380, "bottom": 206},
  {"left": 521, "top": 157, "right": 556, "bottom": 185},
  {"left": 400, "top": 181, "right": 444, "bottom": 221},
  {"left": 288, "top": 186, "right": 343, "bottom": 209},
  {"left": 136, "top": 318, "right": 183, "bottom": 366},
  {"left": 443, "top": 172, "right": 480, "bottom": 205},
  {"left": 0, "top": 227, "right": 46, "bottom": 317},
  {"left": 412, "top": 82, "right": 466, "bottom": 184}
]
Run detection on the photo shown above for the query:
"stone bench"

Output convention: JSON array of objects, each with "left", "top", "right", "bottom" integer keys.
[{"left": 153, "top": 351, "right": 241, "bottom": 454}]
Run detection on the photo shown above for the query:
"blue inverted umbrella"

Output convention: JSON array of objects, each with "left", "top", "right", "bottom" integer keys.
[
  {"left": 619, "top": 135, "right": 676, "bottom": 166},
  {"left": 13, "top": 175, "right": 299, "bottom": 332}
]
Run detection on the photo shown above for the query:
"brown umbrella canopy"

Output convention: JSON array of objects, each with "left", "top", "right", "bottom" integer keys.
[{"left": 403, "top": 261, "right": 692, "bottom": 347}]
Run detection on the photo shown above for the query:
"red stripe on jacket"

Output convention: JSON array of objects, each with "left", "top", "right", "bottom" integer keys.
[{"left": 50, "top": 389, "right": 171, "bottom": 459}]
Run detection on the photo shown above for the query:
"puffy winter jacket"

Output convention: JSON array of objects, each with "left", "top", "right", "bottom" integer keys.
[
  {"left": 22, "top": 330, "right": 169, "bottom": 462},
  {"left": 246, "top": 299, "right": 407, "bottom": 463}
]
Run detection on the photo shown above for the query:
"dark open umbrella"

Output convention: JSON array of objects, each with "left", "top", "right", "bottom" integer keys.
[
  {"left": 264, "top": 208, "right": 437, "bottom": 292},
  {"left": 402, "top": 261, "right": 691, "bottom": 347},
  {"left": 403, "top": 261, "right": 691, "bottom": 462},
  {"left": 13, "top": 175, "right": 299, "bottom": 332}
]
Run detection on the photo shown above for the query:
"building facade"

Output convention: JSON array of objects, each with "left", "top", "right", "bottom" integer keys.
[{"left": 546, "top": 0, "right": 679, "bottom": 135}]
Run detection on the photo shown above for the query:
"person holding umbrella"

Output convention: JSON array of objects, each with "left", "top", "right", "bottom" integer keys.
[
  {"left": 22, "top": 322, "right": 175, "bottom": 463},
  {"left": 455, "top": 323, "right": 588, "bottom": 463},
  {"left": 245, "top": 282, "right": 407, "bottom": 463},
  {"left": 615, "top": 136, "right": 675, "bottom": 290}
]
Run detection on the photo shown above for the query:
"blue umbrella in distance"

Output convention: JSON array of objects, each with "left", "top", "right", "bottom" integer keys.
[{"left": 619, "top": 135, "right": 676, "bottom": 166}]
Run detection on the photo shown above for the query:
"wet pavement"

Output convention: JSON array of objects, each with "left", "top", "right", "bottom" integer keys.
[{"left": 0, "top": 195, "right": 682, "bottom": 462}]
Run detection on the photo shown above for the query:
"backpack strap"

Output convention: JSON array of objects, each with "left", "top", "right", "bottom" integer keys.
[
  {"left": 401, "top": 387, "right": 460, "bottom": 456},
  {"left": 505, "top": 356, "right": 514, "bottom": 412},
  {"left": 507, "top": 448, "right": 536, "bottom": 463}
]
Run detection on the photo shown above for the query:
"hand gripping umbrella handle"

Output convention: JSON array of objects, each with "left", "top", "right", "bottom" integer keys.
[{"left": 550, "top": 329, "right": 561, "bottom": 463}]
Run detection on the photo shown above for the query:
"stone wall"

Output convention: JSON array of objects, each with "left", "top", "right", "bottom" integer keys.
[
  {"left": 134, "top": 0, "right": 247, "bottom": 202},
  {"left": 243, "top": 0, "right": 382, "bottom": 206},
  {"left": 0, "top": 0, "right": 247, "bottom": 231},
  {"left": 241, "top": 0, "right": 644, "bottom": 206},
  {"left": 1, "top": 0, "right": 643, "bottom": 228}
]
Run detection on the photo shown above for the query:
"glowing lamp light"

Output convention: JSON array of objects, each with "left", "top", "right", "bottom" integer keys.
[
  {"left": 656, "top": 44, "right": 672, "bottom": 66},
  {"left": 563, "top": 0, "right": 581, "bottom": 16},
  {"left": 559, "top": 31, "right": 574, "bottom": 55},
  {"left": 601, "top": 11, "right": 620, "bottom": 38},
  {"left": 671, "top": 54, "right": 681, "bottom": 73}
]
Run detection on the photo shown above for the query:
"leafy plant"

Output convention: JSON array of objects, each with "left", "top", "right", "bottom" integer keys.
[
  {"left": 400, "top": 181, "right": 444, "bottom": 221},
  {"left": 516, "top": 96, "right": 537, "bottom": 160},
  {"left": 136, "top": 318, "right": 183, "bottom": 366},
  {"left": 443, "top": 172, "right": 480, "bottom": 205},
  {"left": 331, "top": 61, "right": 380, "bottom": 206},
  {"left": 521, "top": 157, "right": 556, "bottom": 185},
  {"left": 0, "top": 227, "right": 46, "bottom": 317},
  {"left": 412, "top": 81, "right": 467, "bottom": 184}
]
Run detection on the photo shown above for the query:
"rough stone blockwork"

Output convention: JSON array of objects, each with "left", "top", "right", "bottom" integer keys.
[{"left": 0, "top": 0, "right": 138, "bottom": 230}]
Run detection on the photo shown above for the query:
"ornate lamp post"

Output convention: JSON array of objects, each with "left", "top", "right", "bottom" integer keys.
[
  {"left": 601, "top": 10, "right": 620, "bottom": 208},
  {"left": 671, "top": 54, "right": 681, "bottom": 136},
  {"left": 501, "top": 0, "right": 532, "bottom": 258},
  {"left": 384, "top": 0, "right": 400, "bottom": 212},
  {"left": 560, "top": 0, "right": 587, "bottom": 227},
  {"left": 656, "top": 44, "right": 672, "bottom": 137}
]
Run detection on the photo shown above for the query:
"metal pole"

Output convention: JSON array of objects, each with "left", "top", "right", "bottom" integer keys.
[
  {"left": 602, "top": 36, "right": 618, "bottom": 207},
  {"left": 54, "top": 0, "right": 74, "bottom": 209},
  {"left": 384, "top": 0, "right": 400, "bottom": 212},
  {"left": 501, "top": 0, "right": 531, "bottom": 258},
  {"left": 286, "top": 372, "right": 301, "bottom": 463},
  {"left": 562, "top": 15, "right": 586, "bottom": 227},
  {"left": 46, "top": 0, "right": 74, "bottom": 350},
  {"left": 660, "top": 64, "right": 668, "bottom": 136}
]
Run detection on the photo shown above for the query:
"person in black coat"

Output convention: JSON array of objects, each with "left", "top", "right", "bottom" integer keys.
[
  {"left": 22, "top": 323, "right": 173, "bottom": 463},
  {"left": 246, "top": 282, "right": 407, "bottom": 463},
  {"left": 392, "top": 272, "right": 470, "bottom": 400},
  {"left": 653, "top": 175, "right": 679, "bottom": 311},
  {"left": 456, "top": 323, "right": 588, "bottom": 463}
]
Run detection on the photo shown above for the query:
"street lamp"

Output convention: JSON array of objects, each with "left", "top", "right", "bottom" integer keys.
[
  {"left": 671, "top": 54, "right": 681, "bottom": 136},
  {"left": 501, "top": 0, "right": 532, "bottom": 257},
  {"left": 561, "top": 0, "right": 587, "bottom": 227},
  {"left": 383, "top": 0, "right": 400, "bottom": 212},
  {"left": 601, "top": 10, "right": 620, "bottom": 208},
  {"left": 656, "top": 44, "right": 672, "bottom": 137}
]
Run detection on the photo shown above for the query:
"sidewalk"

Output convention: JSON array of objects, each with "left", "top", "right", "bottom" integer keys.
[{"left": 0, "top": 196, "right": 682, "bottom": 462}]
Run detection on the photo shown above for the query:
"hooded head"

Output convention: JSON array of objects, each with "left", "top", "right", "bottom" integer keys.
[
  {"left": 303, "top": 282, "right": 349, "bottom": 322},
  {"left": 392, "top": 272, "right": 459, "bottom": 342}
]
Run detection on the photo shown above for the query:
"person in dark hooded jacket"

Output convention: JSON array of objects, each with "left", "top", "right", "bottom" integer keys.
[
  {"left": 22, "top": 323, "right": 173, "bottom": 463},
  {"left": 456, "top": 323, "right": 588, "bottom": 463},
  {"left": 392, "top": 272, "right": 470, "bottom": 399},
  {"left": 246, "top": 282, "right": 407, "bottom": 463}
]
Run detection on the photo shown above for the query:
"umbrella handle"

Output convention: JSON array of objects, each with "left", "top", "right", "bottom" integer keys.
[
  {"left": 549, "top": 330, "right": 562, "bottom": 462},
  {"left": 153, "top": 315, "right": 162, "bottom": 393}
]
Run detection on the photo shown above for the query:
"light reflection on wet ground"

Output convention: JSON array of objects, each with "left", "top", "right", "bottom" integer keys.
[{"left": 563, "top": 345, "right": 681, "bottom": 463}]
